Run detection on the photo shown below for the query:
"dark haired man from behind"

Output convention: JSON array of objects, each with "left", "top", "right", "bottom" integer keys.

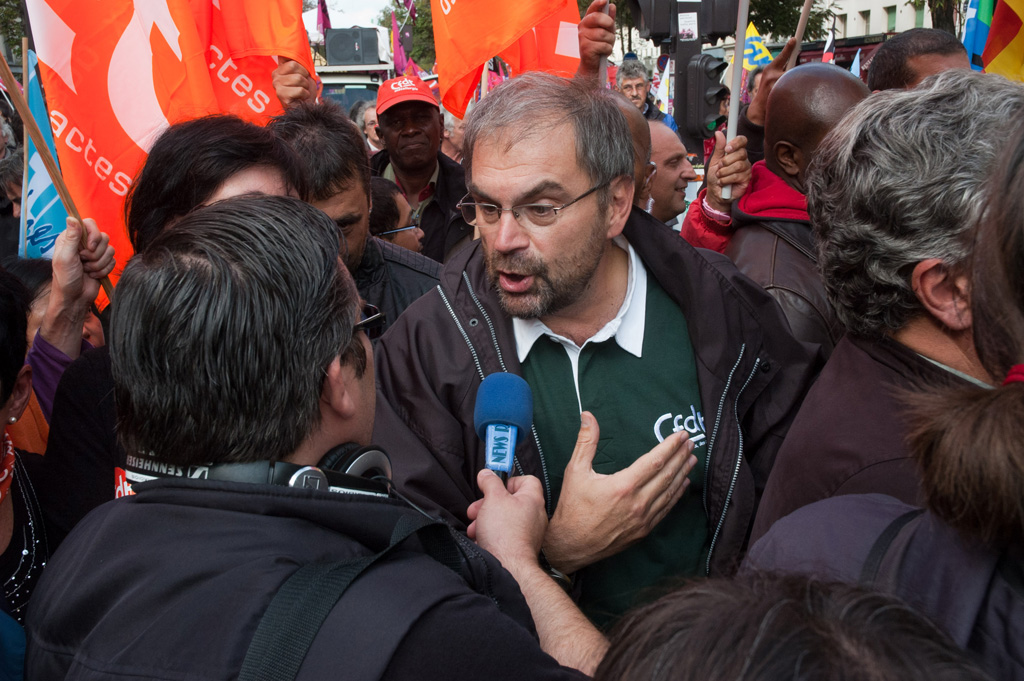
[
  {"left": 25, "top": 195, "right": 595, "bottom": 680},
  {"left": 725, "top": 63, "right": 868, "bottom": 356},
  {"left": 42, "top": 115, "right": 307, "bottom": 546},
  {"left": 751, "top": 70, "right": 1024, "bottom": 543},
  {"left": 596, "top": 573, "right": 991, "bottom": 681},
  {"left": 270, "top": 100, "right": 439, "bottom": 330},
  {"left": 867, "top": 28, "right": 969, "bottom": 91}
]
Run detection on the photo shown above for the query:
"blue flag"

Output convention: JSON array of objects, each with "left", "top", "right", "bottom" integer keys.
[
  {"left": 850, "top": 48, "right": 862, "bottom": 75},
  {"left": 963, "top": 0, "right": 995, "bottom": 70},
  {"left": 19, "top": 50, "right": 69, "bottom": 259}
]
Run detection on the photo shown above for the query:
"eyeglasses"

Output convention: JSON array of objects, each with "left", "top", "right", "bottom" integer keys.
[
  {"left": 353, "top": 303, "right": 386, "bottom": 340},
  {"left": 457, "top": 182, "right": 608, "bottom": 230},
  {"left": 376, "top": 224, "right": 419, "bottom": 237}
]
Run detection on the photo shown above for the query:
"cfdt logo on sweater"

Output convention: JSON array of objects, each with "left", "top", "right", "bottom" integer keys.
[{"left": 654, "top": 406, "right": 706, "bottom": 447}]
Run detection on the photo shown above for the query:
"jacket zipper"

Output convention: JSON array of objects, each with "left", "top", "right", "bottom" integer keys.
[
  {"left": 705, "top": 357, "right": 761, "bottom": 575},
  {"left": 450, "top": 276, "right": 554, "bottom": 513},
  {"left": 703, "top": 345, "right": 745, "bottom": 516}
]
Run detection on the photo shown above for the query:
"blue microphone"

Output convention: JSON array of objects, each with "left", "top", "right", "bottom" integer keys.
[{"left": 474, "top": 373, "right": 533, "bottom": 477}]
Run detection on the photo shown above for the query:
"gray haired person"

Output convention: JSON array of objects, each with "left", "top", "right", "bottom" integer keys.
[
  {"left": 752, "top": 69, "right": 1024, "bottom": 541},
  {"left": 615, "top": 59, "right": 678, "bottom": 132}
]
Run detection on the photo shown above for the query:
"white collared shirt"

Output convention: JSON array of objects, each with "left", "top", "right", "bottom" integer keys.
[{"left": 513, "top": 237, "right": 648, "bottom": 410}]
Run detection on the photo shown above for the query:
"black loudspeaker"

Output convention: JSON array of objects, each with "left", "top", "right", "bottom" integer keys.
[{"left": 325, "top": 27, "right": 381, "bottom": 66}]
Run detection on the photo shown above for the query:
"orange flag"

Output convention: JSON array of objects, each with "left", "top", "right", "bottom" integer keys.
[
  {"left": 500, "top": 0, "right": 582, "bottom": 78},
  {"left": 431, "top": 0, "right": 567, "bottom": 117},
  {"left": 24, "top": 0, "right": 314, "bottom": 283}
]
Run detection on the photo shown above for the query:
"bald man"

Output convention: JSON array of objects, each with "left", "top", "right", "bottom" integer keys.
[
  {"left": 648, "top": 122, "right": 697, "bottom": 226},
  {"left": 724, "top": 63, "right": 868, "bottom": 356}
]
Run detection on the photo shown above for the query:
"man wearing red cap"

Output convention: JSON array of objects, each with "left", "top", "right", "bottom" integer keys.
[{"left": 369, "top": 76, "right": 471, "bottom": 263}]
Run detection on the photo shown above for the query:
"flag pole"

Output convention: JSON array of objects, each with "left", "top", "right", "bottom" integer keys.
[
  {"left": 722, "top": 0, "right": 751, "bottom": 200},
  {"left": 20, "top": 38, "right": 27, "bottom": 257},
  {"left": 787, "top": 0, "right": 814, "bottom": 69},
  {"left": 597, "top": 1, "right": 611, "bottom": 87},
  {"left": 0, "top": 52, "right": 113, "bottom": 297}
]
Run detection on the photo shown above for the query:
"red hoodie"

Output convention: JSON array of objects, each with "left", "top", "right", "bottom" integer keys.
[{"left": 680, "top": 161, "right": 807, "bottom": 253}]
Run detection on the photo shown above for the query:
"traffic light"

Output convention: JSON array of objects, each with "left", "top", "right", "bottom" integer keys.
[
  {"left": 685, "top": 54, "right": 728, "bottom": 139},
  {"left": 624, "top": 0, "right": 675, "bottom": 42},
  {"left": 700, "top": 0, "right": 741, "bottom": 42}
]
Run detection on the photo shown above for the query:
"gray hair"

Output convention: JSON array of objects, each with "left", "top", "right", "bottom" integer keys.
[
  {"left": 441, "top": 106, "right": 458, "bottom": 134},
  {"left": 349, "top": 99, "right": 375, "bottom": 136},
  {"left": 616, "top": 59, "right": 649, "bottom": 88},
  {"left": 807, "top": 69, "right": 1024, "bottom": 339},
  {"left": 463, "top": 71, "right": 633, "bottom": 200}
]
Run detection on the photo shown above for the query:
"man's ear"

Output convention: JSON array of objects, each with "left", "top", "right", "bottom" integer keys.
[
  {"left": 321, "top": 356, "right": 356, "bottom": 420},
  {"left": 6, "top": 365, "right": 32, "bottom": 423},
  {"left": 772, "top": 140, "right": 802, "bottom": 179},
  {"left": 911, "top": 258, "right": 972, "bottom": 331},
  {"left": 606, "top": 175, "right": 635, "bottom": 239}
]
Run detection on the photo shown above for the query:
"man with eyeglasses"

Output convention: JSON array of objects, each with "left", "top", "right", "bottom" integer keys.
[
  {"left": 374, "top": 73, "right": 821, "bottom": 627},
  {"left": 616, "top": 59, "right": 678, "bottom": 133},
  {"left": 270, "top": 100, "right": 440, "bottom": 333}
]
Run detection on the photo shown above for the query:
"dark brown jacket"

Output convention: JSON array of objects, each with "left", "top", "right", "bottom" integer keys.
[
  {"left": 726, "top": 163, "right": 843, "bottom": 356},
  {"left": 750, "top": 335, "right": 973, "bottom": 543},
  {"left": 373, "top": 207, "right": 822, "bottom": 576}
]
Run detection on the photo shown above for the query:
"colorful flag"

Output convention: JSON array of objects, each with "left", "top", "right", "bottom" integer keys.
[
  {"left": 403, "top": 0, "right": 417, "bottom": 23},
  {"left": 19, "top": 50, "right": 69, "bottom": 259},
  {"left": 743, "top": 23, "right": 773, "bottom": 70},
  {"left": 850, "top": 48, "right": 862, "bottom": 75},
  {"left": 822, "top": 24, "right": 836, "bottom": 64},
  {"left": 983, "top": 0, "right": 1024, "bottom": 79},
  {"left": 964, "top": 0, "right": 995, "bottom": 69},
  {"left": 392, "top": 12, "right": 408, "bottom": 75},
  {"left": 24, "top": 0, "right": 315, "bottom": 277},
  {"left": 317, "top": 0, "right": 331, "bottom": 35},
  {"left": 431, "top": 0, "right": 569, "bottom": 117}
]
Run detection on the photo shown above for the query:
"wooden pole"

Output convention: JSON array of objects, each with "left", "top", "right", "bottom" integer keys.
[
  {"left": 0, "top": 51, "right": 113, "bottom": 297},
  {"left": 787, "top": 0, "right": 815, "bottom": 69},
  {"left": 721, "top": 0, "right": 751, "bottom": 201}
]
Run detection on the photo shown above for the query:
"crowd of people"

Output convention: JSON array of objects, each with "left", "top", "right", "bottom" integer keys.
[{"left": 0, "top": 1, "right": 1020, "bottom": 679}]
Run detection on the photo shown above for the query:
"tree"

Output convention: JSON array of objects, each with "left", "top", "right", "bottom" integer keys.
[
  {"left": 926, "top": 0, "right": 958, "bottom": 33},
  {"left": 0, "top": 0, "right": 24, "bottom": 65},
  {"left": 749, "top": 0, "right": 835, "bottom": 40},
  {"left": 376, "top": 0, "right": 435, "bottom": 67}
]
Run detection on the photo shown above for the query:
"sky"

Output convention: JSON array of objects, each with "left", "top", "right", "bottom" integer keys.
[{"left": 322, "top": 0, "right": 393, "bottom": 30}]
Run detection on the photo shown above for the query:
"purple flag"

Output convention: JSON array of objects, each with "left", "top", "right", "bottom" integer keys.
[
  {"left": 392, "top": 12, "right": 408, "bottom": 74},
  {"left": 403, "top": 0, "right": 417, "bottom": 23},
  {"left": 317, "top": 0, "right": 331, "bottom": 35}
]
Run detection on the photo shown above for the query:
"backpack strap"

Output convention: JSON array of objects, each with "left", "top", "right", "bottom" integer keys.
[
  {"left": 238, "top": 512, "right": 464, "bottom": 681},
  {"left": 859, "top": 508, "right": 925, "bottom": 586}
]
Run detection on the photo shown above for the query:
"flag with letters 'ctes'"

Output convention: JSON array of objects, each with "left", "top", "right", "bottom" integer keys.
[
  {"left": 20, "top": 50, "right": 70, "bottom": 259},
  {"left": 24, "top": 0, "right": 314, "bottom": 281},
  {"left": 743, "top": 23, "right": 773, "bottom": 70},
  {"left": 431, "top": 0, "right": 580, "bottom": 117}
]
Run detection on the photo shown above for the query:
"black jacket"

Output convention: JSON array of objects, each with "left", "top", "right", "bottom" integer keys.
[
  {"left": 747, "top": 493, "right": 1024, "bottom": 681},
  {"left": 354, "top": 237, "right": 440, "bottom": 332},
  {"left": 750, "top": 335, "right": 970, "bottom": 543},
  {"left": 25, "top": 478, "right": 585, "bottom": 681},
  {"left": 370, "top": 151, "right": 471, "bottom": 264},
  {"left": 374, "top": 207, "right": 823, "bottom": 576}
]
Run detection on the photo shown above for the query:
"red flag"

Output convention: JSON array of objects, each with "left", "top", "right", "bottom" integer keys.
[
  {"left": 500, "top": 0, "right": 582, "bottom": 78},
  {"left": 24, "top": 0, "right": 314, "bottom": 282},
  {"left": 431, "top": 0, "right": 566, "bottom": 117}
]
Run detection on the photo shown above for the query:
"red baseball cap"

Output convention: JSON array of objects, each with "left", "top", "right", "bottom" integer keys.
[{"left": 377, "top": 76, "right": 439, "bottom": 115}]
